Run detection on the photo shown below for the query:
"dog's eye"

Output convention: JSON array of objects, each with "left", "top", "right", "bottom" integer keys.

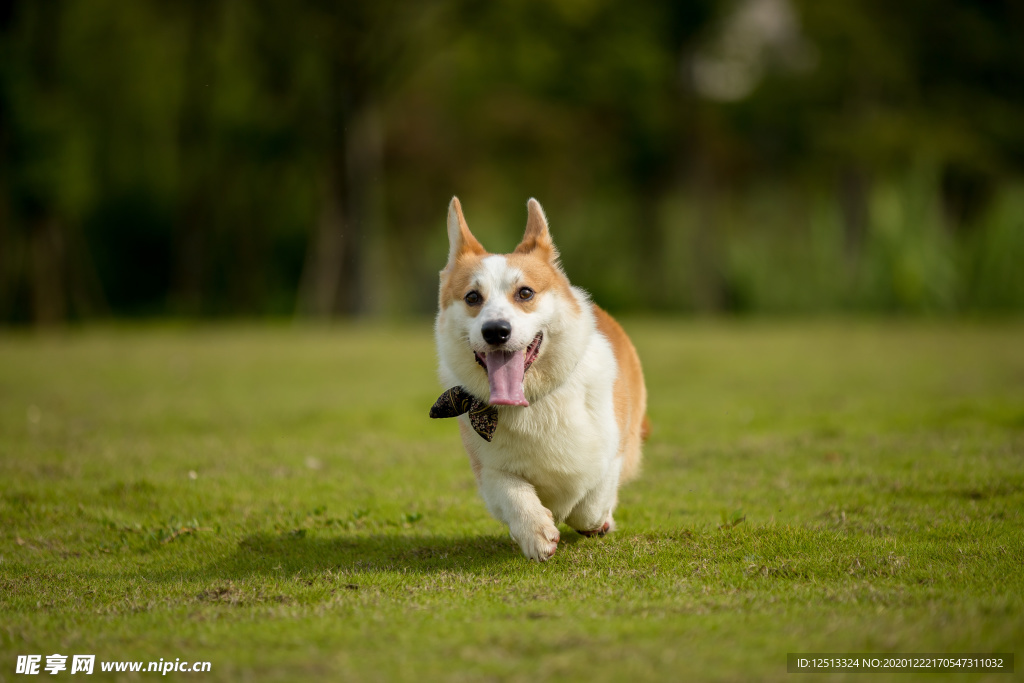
[
  {"left": 464, "top": 291, "right": 482, "bottom": 306},
  {"left": 517, "top": 287, "right": 535, "bottom": 301}
]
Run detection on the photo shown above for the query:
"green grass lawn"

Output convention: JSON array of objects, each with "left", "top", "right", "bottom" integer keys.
[{"left": 1, "top": 320, "right": 1022, "bottom": 681}]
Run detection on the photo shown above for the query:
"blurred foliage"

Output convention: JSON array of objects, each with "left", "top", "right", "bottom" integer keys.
[{"left": 0, "top": 0, "right": 1022, "bottom": 323}]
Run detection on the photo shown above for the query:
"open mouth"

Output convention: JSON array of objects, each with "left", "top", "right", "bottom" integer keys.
[{"left": 473, "top": 333, "right": 543, "bottom": 407}]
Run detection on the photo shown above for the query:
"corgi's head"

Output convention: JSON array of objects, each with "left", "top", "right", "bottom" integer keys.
[{"left": 435, "top": 197, "right": 588, "bottom": 407}]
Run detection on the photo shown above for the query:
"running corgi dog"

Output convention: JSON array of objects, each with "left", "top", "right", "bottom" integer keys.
[{"left": 431, "top": 197, "right": 647, "bottom": 561}]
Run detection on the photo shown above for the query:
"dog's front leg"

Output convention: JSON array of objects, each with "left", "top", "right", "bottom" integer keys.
[{"left": 479, "top": 468, "right": 560, "bottom": 561}]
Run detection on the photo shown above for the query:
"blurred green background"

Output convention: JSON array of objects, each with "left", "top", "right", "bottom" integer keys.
[{"left": 2, "top": 0, "right": 1023, "bottom": 324}]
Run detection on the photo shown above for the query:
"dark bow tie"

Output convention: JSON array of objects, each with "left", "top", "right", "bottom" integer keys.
[{"left": 429, "top": 387, "right": 498, "bottom": 441}]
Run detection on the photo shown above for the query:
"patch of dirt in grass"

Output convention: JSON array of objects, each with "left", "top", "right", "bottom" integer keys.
[{"left": 195, "top": 581, "right": 292, "bottom": 606}]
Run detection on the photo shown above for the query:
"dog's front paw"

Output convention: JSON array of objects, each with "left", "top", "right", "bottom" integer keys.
[{"left": 510, "top": 513, "right": 560, "bottom": 562}]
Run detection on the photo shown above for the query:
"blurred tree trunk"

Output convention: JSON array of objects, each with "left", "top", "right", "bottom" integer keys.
[
  {"left": 16, "top": 0, "right": 107, "bottom": 326},
  {"left": 24, "top": 0, "right": 65, "bottom": 327},
  {"left": 633, "top": 181, "right": 670, "bottom": 310},
  {"left": 0, "top": 197, "right": 12, "bottom": 320},
  {"left": 297, "top": 96, "right": 382, "bottom": 319},
  {"left": 0, "top": 0, "right": 14, "bottom": 318},
  {"left": 689, "top": 151, "right": 726, "bottom": 312},
  {"left": 679, "top": 85, "right": 727, "bottom": 312},
  {"left": 172, "top": 0, "right": 220, "bottom": 316},
  {"left": 28, "top": 215, "right": 66, "bottom": 326},
  {"left": 293, "top": 0, "right": 426, "bottom": 320},
  {"left": 672, "top": 4, "right": 725, "bottom": 313},
  {"left": 839, "top": 165, "right": 868, "bottom": 270},
  {"left": 299, "top": 151, "right": 347, "bottom": 318},
  {"left": 23, "top": 212, "right": 107, "bottom": 325}
]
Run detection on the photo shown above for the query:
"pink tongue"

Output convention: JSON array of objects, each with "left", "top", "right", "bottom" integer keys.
[{"left": 484, "top": 350, "right": 529, "bottom": 406}]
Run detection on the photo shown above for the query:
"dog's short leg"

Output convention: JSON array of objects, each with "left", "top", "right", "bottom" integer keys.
[
  {"left": 478, "top": 468, "right": 560, "bottom": 561},
  {"left": 565, "top": 461, "right": 621, "bottom": 537}
]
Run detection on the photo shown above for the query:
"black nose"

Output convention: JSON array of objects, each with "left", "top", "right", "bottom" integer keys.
[{"left": 481, "top": 319, "right": 512, "bottom": 346}]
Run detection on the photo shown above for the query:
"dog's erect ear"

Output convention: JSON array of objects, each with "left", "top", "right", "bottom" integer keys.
[
  {"left": 446, "top": 196, "right": 486, "bottom": 269},
  {"left": 514, "top": 198, "right": 558, "bottom": 262}
]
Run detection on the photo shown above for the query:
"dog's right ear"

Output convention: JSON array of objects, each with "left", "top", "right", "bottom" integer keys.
[
  {"left": 445, "top": 196, "right": 486, "bottom": 270},
  {"left": 514, "top": 198, "right": 557, "bottom": 262}
]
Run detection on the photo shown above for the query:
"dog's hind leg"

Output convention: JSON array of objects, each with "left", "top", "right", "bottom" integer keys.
[{"left": 565, "top": 462, "right": 622, "bottom": 538}]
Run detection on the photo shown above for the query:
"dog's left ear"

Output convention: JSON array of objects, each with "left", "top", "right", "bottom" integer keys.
[{"left": 514, "top": 198, "right": 558, "bottom": 263}]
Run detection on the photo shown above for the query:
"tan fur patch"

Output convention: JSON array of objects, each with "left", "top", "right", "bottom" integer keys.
[
  {"left": 505, "top": 253, "right": 580, "bottom": 315},
  {"left": 439, "top": 252, "right": 489, "bottom": 314},
  {"left": 593, "top": 304, "right": 647, "bottom": 482}
]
